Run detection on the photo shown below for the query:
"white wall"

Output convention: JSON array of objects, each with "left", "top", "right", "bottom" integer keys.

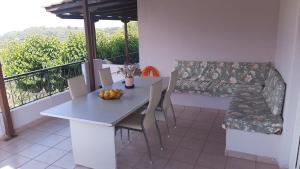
[
  {"left": 274, "top": 0, "right": 300, "bottom": 168},
  {"left": 10, "top": 91, "right": 71, "bottom": 129},
  {"left": 138, "top": 0, "right": 280, "bottom": 76}
]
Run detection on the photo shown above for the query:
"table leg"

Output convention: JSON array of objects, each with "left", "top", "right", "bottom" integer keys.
[{"left": 70, "top": 120, "right": 116, "bottom": 169}]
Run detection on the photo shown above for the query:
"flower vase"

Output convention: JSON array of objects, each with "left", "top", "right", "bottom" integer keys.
[{"left": 125, "top": 77, "right": 134, "bottom": 89}]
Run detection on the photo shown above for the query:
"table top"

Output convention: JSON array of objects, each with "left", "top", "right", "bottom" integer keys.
[{"left": 40, "top": 77, "right": 169, "bottom": 126}]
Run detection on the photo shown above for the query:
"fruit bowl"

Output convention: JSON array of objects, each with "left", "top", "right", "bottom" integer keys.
[{"left": 98, "top": 89, "right": 124, "bottom": 100}]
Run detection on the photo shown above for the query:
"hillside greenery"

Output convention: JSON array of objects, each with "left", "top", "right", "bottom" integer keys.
[{"left": 0, "top": 22, "right": 139, "bottom": 77}]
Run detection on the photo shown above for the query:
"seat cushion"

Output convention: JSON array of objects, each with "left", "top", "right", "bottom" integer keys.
[
  {"left": 175, "top": 79, "right": 211, "bottom": 94},
  {"left": 224, "top": 91, "right": 283, "bottom": 134},
  {"left": 117, "top": 113, "right": 144, "bottom": 130},
  {"left": 207, "top": 81, "right": 263, "bottom": 97}
]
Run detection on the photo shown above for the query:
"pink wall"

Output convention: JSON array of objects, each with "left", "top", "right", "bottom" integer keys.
[
  {"left": 138, "top": 0, "right": 280, "bottom": 76},
  {"left": 274, "top": 0, "right": 300, "bottom": 168}
]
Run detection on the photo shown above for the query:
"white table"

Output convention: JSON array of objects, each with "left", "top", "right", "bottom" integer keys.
[{"left": 41, "top": 77, "right": 168, "bottom": 169}]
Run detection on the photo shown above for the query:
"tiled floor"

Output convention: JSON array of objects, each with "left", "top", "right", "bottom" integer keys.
[{"left": 0, "top": 105, "right": 279, "bottom": 169}]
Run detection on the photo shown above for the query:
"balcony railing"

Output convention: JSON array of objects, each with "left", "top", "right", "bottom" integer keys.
[
  {"left": 3, "top": 52, "right": 139, "bottom": 109},
  {"left": 103, "top": 52, "right": 139, "bottom": 64},
  {"left": 4, "top": 61, "right": 83, "bottom": 109}
]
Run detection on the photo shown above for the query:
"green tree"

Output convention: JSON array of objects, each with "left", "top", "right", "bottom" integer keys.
[
  {"left": 61, "top": 32, "right": 86, "bottom": 63},
  {"left": 2, "top": 34, "right": 62, "bottom": 76}
]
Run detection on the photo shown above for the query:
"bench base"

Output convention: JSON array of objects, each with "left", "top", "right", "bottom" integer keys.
[
  {"left": 226, "top": 129, "right": 280, "bottom": 164},
  {"left": 171, "top": 93, "right": 231, "bottom": 110}
]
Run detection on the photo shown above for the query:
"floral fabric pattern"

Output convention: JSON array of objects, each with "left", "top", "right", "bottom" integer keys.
[
  {"left": 224, "top": 91, "right": 283, "bottom": 134},
  {"left": 175, "top": 79, "right": 211, "bottom": 94},
  {"left": 207, "top": 81, "right": 263, "bottom": 97},
  {"left": 263, "top": 68, "right": 286, "bottom": 115},
  {"left": 175, "top": 60, "right": 270, "bottom": 85},
  {"left": 174, "top": 60, "right": 285, "bottom": 135}
]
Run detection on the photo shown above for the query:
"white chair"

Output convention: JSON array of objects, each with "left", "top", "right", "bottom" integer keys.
[
  {"left": 116, "top": 80, "right": 163, "bottom": 163},
  {"left": 157, "top": 70, "right": 178, "bottom": 136},
  {"left": 99, "top": 67, "right": 113, "bottom": 87},
  {"left": 67, "top": 75, "right": 87, "bottom": 99}
]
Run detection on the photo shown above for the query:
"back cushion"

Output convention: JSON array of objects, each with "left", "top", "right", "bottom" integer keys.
[
  {"left": 175, "top": 60, "right": 270, "bottom": 84},
  {"left": 204, "top": 62, "right": 270, "bottom": 84},
  {"left": 263, "top": 67, "right": 286, "bottom": 115},
  {"left": 175, "top": 60, "right": 209, "bottom": 80}
]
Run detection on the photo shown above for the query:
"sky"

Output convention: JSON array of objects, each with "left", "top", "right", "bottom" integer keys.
[{"left": 0, "top": 0, "right": 123, "bottom": 35}]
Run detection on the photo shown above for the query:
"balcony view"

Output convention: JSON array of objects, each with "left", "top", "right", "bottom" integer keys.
[{"left": 0, "top": 0, "right": 299, "bottom": 169}]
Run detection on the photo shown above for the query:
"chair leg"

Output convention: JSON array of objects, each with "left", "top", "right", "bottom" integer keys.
[
  {"left": 162, "top": 109, "right": 170, "bottom": 138},
  {"left": 170, "top": 103, "right": 177, "bottom": 128},
  {"left": 155, "top": 120, "right": 164, "bottom": 151},
  {"left": 120, "top": 128, "right": 123, "bottom": 140},
  {"left": 128, "top": 129, "right": 130, "bottom": 141},
  {"left": 142, "top": 128, "right": 153, "bottom": 164}
]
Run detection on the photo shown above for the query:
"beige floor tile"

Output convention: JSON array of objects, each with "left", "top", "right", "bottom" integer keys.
[
  {"left": 178, "top": 111, "right": 199, "bottom": 121},
  {"left": 34, "top": 148, "right": 67, "bottom": 164},
  {"left": 0, "top": 149, "right": 13, "bottom": 162},
  {"left": 18, "top": 130, "right": 50, "bottom": 143},
  {"left": 0, "top": 154, "right": 30, "bottom": 168},
  {"left": 117, "top": 149, "right": 144, "bottom": 167},
  {"left": 171, "top": 147, "right": 200, "bottom": 164},
  {"left": 185, "top": 129, "right": 208, "bottom": 141},
  {"left": 55, "top": 127, "right": 71, "bottom": 137},
  {"left": 74, "top": 165, "right": 91, "bottom": 169},
  {"left": 225, "top": 157, "right": 255, "bottom": 169},
  {"left": 164, "top": 160, "right": 194, "bottom": 169},
  {"left": 255, "top": 162, "right": 279, "bottom": 169},
  {"left": 178, "top": 137, "right": 205, "bottom": 151},
  {"left": 133, "top": 154, "right": 168, "bottom": 169},
  {"left": 19, "top": 160, "right": 49, "bottom": 169},
  {"left": 196, "top": 153, "right": 227, "bottom": 169},
  {"left": 35, "top": 134, "right": 66, "bottom": 147},
  {"left": 150, "top": 143, "right": 177, "bottom": 159},
  {"left": 47, "top": 166, "right": 64, "bottom": 169},
  {"left": 18, "top": 144, "right": 49, "bottom": 159},
  {"left": 1, "top": 140, "right": 33, "bottom": 154},
  {"left": 53, "top": 138, "right": 72, "bottom": 152},
  {"left": 202, "top": 142, "right": 226, "bottom": 156},
  {"left": 52, "top": 153, "right": 75, "bottom": 169}
]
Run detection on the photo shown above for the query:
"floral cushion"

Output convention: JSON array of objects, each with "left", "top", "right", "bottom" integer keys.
[
  {"left": 224, "top": 91, "right": 283, "bottom": 134},
  {"left": 175, "top": 79, "right": 211, "bottom": 94},
  {"left": 207, "top": 81, "right": 263, "bottom": 97},
  {"left": 263, "top": 68, "right": 286, "bottom": 115},
  {"left": 175, "top": 60, "right": 209, "bottom": 80},
  {"left": 175, "top": 60, "right": 270, "bottom": 85}
]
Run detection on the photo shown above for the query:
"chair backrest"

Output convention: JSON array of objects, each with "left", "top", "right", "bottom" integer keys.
[
  {"left": 162, "top": 70, "right": 178, "bottom": 110},
  {"left": 99, "top": 67, "right": 113, "bottom": 87},
  {"left": 67, "top": 75, "right": 87, "bottom": 99},
  {"left": 143, "top": 79, "right": 162, "bottom": 128}
]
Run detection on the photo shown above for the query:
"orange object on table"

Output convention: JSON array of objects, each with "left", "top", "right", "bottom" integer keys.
[{"left": 141, "top": 66, "right": 160, "bottom": 77}]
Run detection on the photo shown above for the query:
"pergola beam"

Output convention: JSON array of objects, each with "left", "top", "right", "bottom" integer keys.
[
  {"left": 83, "top": 0, "right": 96, "bottom": 91},
  {"left": 122, "top": 19, "right": 129, "bottom": 64},
  {"left": 0, "top": 63, "right": 15, "bottom": 139}
]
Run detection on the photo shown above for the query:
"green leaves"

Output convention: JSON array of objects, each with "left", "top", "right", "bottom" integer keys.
[{"left": 0, "top": 22, "right": 139, "bottom": 77}]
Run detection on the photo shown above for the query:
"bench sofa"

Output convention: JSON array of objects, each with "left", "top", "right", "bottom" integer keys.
[{"left": 174, "top": 60, "right": 285, "bottom": 135}]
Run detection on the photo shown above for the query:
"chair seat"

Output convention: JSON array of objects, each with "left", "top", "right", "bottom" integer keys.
[{"left": 117, "top": 112, "right": 145, "bottom": 130}]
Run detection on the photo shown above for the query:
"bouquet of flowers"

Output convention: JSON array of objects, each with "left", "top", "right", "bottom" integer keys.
[{"left": 118, "top": 64, "right": 137, "bottom": 78}]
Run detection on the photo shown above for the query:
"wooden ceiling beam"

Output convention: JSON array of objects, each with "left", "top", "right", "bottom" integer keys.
[
  {"left": 46, "top": 0, "right": 138, "bottom": 21},
  {"left": 93, "top": 9, "right": 136, "bottom": 16},
  {"left": 92, "top": 4, "right": 136, "bottom": 14}
]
